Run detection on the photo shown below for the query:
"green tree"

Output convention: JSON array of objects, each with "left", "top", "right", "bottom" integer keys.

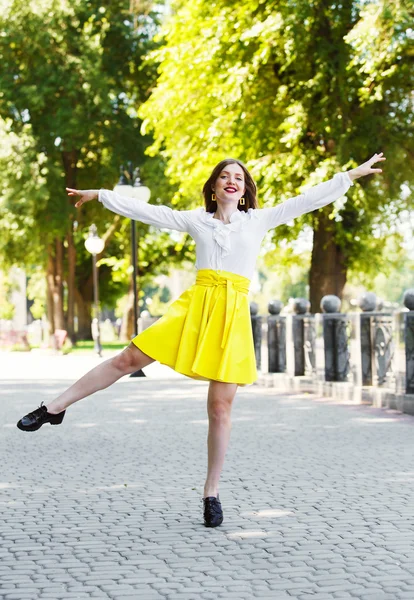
[
  {"left": 0, "top": 0, "right": 193, "bottom": 339},
  {"left": 139, "top": 0, "right": 414, "bottom": 310}
]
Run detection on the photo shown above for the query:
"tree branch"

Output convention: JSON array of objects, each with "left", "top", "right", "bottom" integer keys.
[{"left": 97, "top": 214, "right": 121, "bottom": 260}]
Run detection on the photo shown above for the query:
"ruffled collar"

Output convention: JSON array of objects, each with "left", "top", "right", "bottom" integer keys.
[
  {"left": 198, "top": 207, "right": 259, "bottom": 257},
  {"left": 199, "top": 207, "right": 258, "bottom": 228}
]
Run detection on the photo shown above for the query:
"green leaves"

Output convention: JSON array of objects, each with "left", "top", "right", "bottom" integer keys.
[
  {"left": 0, "top": 0, "right": 189, "bottom": 322},
  {"left": 139, "top": 0, "right": 413, "bottom": 283}
]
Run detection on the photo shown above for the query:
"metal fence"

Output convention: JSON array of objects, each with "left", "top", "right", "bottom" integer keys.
[{"left": 251, "top": 290, "right": 414, "bottom": 416}]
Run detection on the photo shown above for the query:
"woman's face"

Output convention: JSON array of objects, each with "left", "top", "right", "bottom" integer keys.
[{"left": 212, "top": 163, "right": 245, "bottom": 205}]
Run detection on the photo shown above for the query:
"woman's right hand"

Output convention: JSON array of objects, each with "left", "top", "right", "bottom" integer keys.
[{"left": 66, "top": 188, "right": 99, "bottom": 208}]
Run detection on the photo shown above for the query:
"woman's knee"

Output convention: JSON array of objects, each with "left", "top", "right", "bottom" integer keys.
[
  {"left": 112, "top": 343, "right": 153, "bottom": 374},
  {"left": 207, "top": 382, "right": 237, "bottom": 419},
  {"left": 208, "top": 402, "right": 232, "bottom": 422}
]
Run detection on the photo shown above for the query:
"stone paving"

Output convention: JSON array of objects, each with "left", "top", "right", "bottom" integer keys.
[{"left": 1, "top": 353, "right": 414, "bottom": 600}]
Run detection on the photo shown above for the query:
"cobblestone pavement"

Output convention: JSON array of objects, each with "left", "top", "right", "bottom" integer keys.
[{"left": 1, "top": 354, "right": 414, "bottom": 600}]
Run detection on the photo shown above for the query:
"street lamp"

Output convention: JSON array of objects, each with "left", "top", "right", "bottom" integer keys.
[
  {"left": 85, "top": 224, "right": 105, "bottom": 357},
  {"left": 114, "top": 162, "right": 151, "bottom": 377}
]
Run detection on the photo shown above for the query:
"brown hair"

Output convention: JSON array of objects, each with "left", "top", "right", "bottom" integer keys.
[{"left": 202, "top": 158, "right": 258, "bottom": 213}]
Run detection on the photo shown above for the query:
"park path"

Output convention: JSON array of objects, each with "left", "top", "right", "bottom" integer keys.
[{"left": 1, "top": 352, "right": 414, "bottom": 600}]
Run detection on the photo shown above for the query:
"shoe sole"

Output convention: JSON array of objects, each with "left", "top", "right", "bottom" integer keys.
[
  {"left": 203, "top": 512, "right": 224, "bottom": 527},
  {"left": 17, "top": 422, "right": 46, "bottom": 431},
  {"left": 204, "top": 520, "right": 223, "bottom": 527},
  {"left": 16, "top": 417, "right": 64, "bottom": 432}
]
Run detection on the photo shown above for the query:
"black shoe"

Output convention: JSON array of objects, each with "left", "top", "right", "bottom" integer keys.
[
  {"left": 203, "top": 494, "right": 223, "bottom": 527},
  {"left": 17, "top": 402, "right": 66, "bottom": 432}
]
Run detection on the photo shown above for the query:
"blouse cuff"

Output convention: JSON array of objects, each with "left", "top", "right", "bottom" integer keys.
[{"left": 344, "top": 171, "right": 354, "bottom": 186}]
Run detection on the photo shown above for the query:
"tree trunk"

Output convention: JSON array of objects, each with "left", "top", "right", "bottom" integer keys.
[
  {"left": 54, "top": 238, "right": 65, "bottom": 329},
  {"left": 119, "top": 280, "right": 135, "bottom": 343},
  {"left": 46, "top": 251, "right": 55, "bottom": 337},
  {"left": 46, "top": 241, "right": 65, "bottom": 339},
  {"left": 62, "top": 149, "right": 79, "bottom": 343},
  {"left": 309, "top": 208, "right": 347, "bottom": 313},
  {"left": 74, "top": 288, "right": 92, "bottom": 340},
  {"left": 67, "top": 228, "right": 76, "bottom": 341}
]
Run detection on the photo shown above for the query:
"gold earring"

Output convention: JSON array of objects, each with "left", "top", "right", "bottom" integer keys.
[
  {"left": 212, "top": 193, "right": 216, "bottom": 201},
  {"left": 240, "top": 197, "right": 245, "bottom": 206}
]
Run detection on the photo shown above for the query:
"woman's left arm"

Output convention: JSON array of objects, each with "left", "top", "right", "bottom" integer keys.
[{"left": 260, "top": 152, "right": 386, "bottom": 230}]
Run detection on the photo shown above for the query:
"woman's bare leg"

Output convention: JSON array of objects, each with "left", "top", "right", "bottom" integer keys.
[
  {"left": 46, "top": 344, "right": 154, "bottom": 414},
  {"left": 203, "top": 381, "right": 238, "bottom": 499}
]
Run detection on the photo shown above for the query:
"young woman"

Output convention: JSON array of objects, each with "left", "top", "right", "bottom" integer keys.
[{"left": 17, "top": 153, "right": 385, "bottom": 527}]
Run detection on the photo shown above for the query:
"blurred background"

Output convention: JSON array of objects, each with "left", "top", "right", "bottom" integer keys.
[{"left": 0, "top": 0, "right": 412, "bottom": 355}]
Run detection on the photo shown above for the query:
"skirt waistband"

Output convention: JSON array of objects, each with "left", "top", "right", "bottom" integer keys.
[
  {"left": 195, "top": 269, "right": 250, "bottom": 295},
  {"left": 195, "top": 269, "right": 250, "bottom": 349}
]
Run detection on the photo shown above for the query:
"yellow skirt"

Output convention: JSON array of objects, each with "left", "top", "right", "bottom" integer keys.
[{"left": 132, "top": 269, "right": 257, "bottom": 385}]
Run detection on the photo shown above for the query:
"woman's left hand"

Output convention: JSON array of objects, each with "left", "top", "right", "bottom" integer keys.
[{"left": 347, "top": 152, "right": 386, "bottom": 181}]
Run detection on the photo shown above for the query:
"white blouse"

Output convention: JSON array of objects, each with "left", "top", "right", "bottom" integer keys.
[{"left": 99, "top": 171, "right": 353, "bottom": 281}]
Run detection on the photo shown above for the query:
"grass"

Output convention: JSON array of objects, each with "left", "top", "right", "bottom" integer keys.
[{"left": 70, "top": 340, "right": 127, "bottom": 354}]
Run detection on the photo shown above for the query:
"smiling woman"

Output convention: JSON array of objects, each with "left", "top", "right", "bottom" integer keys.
[
  {"left": 16, "top": 152, "right": 385, "bottom": 528},
  {"left": 203, "top": 158, "right": 259, "bottom": 217}
]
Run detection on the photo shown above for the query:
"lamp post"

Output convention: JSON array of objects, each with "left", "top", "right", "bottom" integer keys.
[
  {"left": 114, "top": 162, "right": 151, "bottom": 377},
  {"left": 84, "top": 224, "right": 105, "bottom": 357}
]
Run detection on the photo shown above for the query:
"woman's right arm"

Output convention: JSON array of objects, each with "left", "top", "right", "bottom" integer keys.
[{"left": 66, "top": 187, "right": 193, "bottom": 232}]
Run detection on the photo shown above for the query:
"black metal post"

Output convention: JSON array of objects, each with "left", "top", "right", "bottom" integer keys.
[
  {"left": 360, "top": 313, "right": 372, "bottom": 386},
  {"left": 92, "top": 253, "right": 102, "bottom": 357},
  {"left": 323, "top": 314, "right": 350, "bottom": 381},
  {"left": 268, "top": 315, "right": 286, "bottom": 373},
  {"left": 293, "top": 315, "right": 305, "bottom": 376},
  {"left": 250, "top": 302, "right": 262, "bottom": 370},
  {"left": 128, "top": 164, "right": 146, "bottom": 378},
  {"left": 405, "top": 312, "right": 414, "bottom": 394}
]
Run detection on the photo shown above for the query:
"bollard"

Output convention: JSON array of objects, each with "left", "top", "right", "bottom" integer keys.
[
  {"left": 403, "top": 289, "right": 414, "bottom": 394},
  {"left": 250, "top": 302, "right": 262, "bottom": 370},
  {"left": 359, "top": 292, "right": 377, "bottom": 385},
  {"left": 267, "top": 300, "right": 286, "bottom": 373},
  {"left": 321, "top": 295, "right": 350, "bottom": 382}
]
